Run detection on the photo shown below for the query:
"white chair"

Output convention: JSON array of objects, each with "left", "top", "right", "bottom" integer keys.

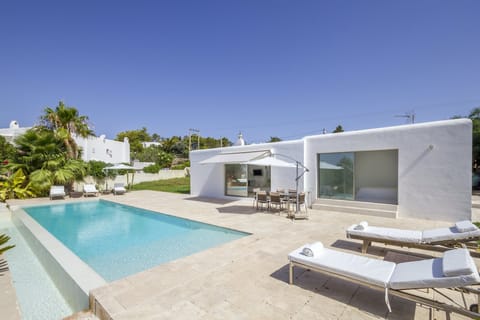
[
  {"left": 83, "top": 184, "right": 99, "bottom": 197},
  {"left": 346, "top": 220, "right": 480, "bottom": 254},
  {"left": 49, "top": 185, "right": 65, "bottom": 200},
  {"left": 288, "top": 243, "right": 480, "bottom": 317},
  {"left": 113, "top": 183, "right": 126, "bottom": 195}
]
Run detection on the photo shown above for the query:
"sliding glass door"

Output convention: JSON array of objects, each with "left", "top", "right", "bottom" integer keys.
[
  {"left": 225, "top": 164, "right": 248, "bottom": 197},
  {"left": 224, "top": 164, "right": 271, "bottom": 197}
]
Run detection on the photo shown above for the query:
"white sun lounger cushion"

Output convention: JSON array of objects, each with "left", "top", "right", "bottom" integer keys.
[
  {"left": 50, "top": 186, "right": 65, "bottom": 197},
  {"left": 301, "top": 242, "right": 324, "bottom": 257},
  {"left": 289, "top": 247, "right": 396, "bottom": 287},
  {"left": 421, "top": 227, "right": 480, "bottom": 243},
  {"left": 347, "top": 225, "right": 423, "bottom": 244},
  {"left": 352, "top": 221, "right": 368, "bottom": 230},
  {"left": 84, "top": 185, "right": 97, "bottom": 192},
  {"left": 442, "top": 248, "right": 477, "bottom": 277},
  {"left": 455, "top": 220, "right": 478, "bottom": 233},
  {"left": 389, "top": 251, "right": 480, "bottom": 290}
]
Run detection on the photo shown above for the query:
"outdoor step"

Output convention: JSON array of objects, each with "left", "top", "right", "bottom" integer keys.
[
  {"left": 314, "top": 198, "right": 397, "bottom": 211},
  {"left": 312, "top": 201, "right": 397, "bottom": 219}
]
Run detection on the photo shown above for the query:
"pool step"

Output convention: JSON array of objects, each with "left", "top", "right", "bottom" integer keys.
[
  {"left": 64, "top": 310, "right": 99, "bottom": 320},
  {"left": 312, "top": 199, "right": 397, "bottom": 218}
]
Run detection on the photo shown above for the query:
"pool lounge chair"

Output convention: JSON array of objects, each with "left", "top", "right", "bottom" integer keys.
[
  {"left": 346, "top": 220, "right": 480, "bottom": 254},
  {"left": 49, "top": 185, "right": 65, "bottom": 200},
  {"left": 288, "top": 243, "right": 480, "bottom": 318},
  {"left": 113, "top": 183, "right": 126, "bottom": 195},
  {"left": 83, "top": 184, "right": 99, "bottom": 197}
]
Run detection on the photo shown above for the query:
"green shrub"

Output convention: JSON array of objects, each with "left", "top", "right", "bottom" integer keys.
[
  {"left": 143, "top": 164, "right": 160, "bottom": 173},
  {"left": 171, "top": 160, "right": 190, "bottom": 170}
]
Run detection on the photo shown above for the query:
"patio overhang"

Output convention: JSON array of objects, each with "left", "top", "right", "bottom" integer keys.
[{"left": 200, "top": 150, "right": 271, "bottom": 164}]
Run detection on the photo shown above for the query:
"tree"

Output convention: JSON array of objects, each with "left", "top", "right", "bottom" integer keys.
[
  {"left": 39, "top": 101, "right": 94, "bottom": 160},
  {"left": 151, "top": 133, "right": 161, "bottom": 142},
  {"left": 157, "top": 151, "right": 174, "bottom": 168},
  {"left": 8, "top": 128, "right": 86, "bottom": 194},
  {"left": 137, "top": 145, "right": 163, "bottom": 162},
  {"left": 161, "top": 136, "right": 187, "bottom": 156},
  {"left": 0, "top": 136, "right": 16, "bottom": 163},
  {"left": 86, "top": 160, "right": 116, "bottom": 189},
  {"left": 268, "top": 136, "right": 282, "bottom": 143},
  {"left": 332, "top": 125, "right": 344, "bottom": 133},
  {"left": 468, "top": 108, "right": 480, "bottom": 171},
  {"left": 453, "top": 108, "right": 480, "bottom": 171},
  {"left": 116, "top": 127, "right": 151, "bottom": 156}
]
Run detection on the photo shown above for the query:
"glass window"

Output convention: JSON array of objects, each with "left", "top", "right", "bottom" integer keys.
[
  {"left": 318, "top": 153, "right": 354, "bottom": 200},
  {"left": 317, "top": 150, "right": 398, "bottom": 204}
]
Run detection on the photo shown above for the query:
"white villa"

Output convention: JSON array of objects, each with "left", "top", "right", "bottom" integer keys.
[
  {"left": 190, "top": 119, "right": 472, "bottom": 222},
  {"left": 0, "top": 120, "right": 130, "bottom": 164}
]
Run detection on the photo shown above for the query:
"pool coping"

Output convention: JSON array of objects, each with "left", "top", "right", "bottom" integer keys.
[{"left": 11, "top": 205, "right": 107, "bottom": 312}]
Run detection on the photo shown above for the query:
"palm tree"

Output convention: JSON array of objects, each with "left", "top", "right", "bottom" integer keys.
[
  {"left": 40, "top": 101, "right": 94, "bottom": 160},
  {"left": 8, "top": 128, "right": 86, "bottom": 195}
]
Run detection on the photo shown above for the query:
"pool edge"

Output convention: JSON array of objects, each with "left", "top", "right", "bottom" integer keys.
[{"left": 11, "top": 206, "right": 107, "bottom": 312}]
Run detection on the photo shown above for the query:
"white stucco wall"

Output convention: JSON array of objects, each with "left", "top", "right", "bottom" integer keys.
[
  {"left": 75, "top": 135, "right": 130, "bottom": 164},
  {"left": 190, "top": 119, "right": 472, "bottom": 222},
  {"left": 304, "top": 119, "right": 472, "bottom": 222},
  {"left": 190, "top": 140, "right": 304, "bottom": 199}
]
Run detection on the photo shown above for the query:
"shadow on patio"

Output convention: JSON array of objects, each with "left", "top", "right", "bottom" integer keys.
[
  {"left": 270, "top": 263, "right": 418, "bottom": 319},
  {"left": 185, "top": 196, "right": 237, "bottom": 205},
  {"left": 216, "top": 205, "right": 257, "bottom": 214}
]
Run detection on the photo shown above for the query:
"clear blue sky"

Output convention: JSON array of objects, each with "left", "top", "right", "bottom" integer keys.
[{"left": 1, "top": 1, "right": 479, "bottom": 143}]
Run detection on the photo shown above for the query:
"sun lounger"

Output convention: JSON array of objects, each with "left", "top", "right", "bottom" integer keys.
[
  {"left": 113, "top": 183, "right": 126, "bottom": 195},
  {"left": 346, "top": 220, "right": 480, "bottom": 254},
  {"left": 83, "top": 184, "right": 99, "bottom": 197},
  {"left": 288, "top": 243, "right": 480, "bottom": 318},
  {"left": 49, "top": 185, "right": 65, "bottom": 200}
]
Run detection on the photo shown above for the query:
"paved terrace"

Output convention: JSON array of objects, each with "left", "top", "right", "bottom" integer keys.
[{"left": 5, "top": 192, "right": 480, "bottom": 320}]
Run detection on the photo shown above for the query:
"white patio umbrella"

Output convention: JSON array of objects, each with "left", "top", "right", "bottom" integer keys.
[
  {"left": 247, "top": 154, "right": 308, "bottom": 214},
  {"left": 104, "top": 163, "right": 135, "bottom": 171},
  {"left": 103, "top": 164, "right": 136, "bottom": 190},
  {"left": 246, "top": 157, "right": 296, "bottom": 168}
]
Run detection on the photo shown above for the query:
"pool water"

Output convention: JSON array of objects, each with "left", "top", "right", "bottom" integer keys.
[
  {"left": 23, "top": 200, "right": 248, "bottom": 281},
  {"left": 1, "top": 222, "right": 74, "bottom": 320}
]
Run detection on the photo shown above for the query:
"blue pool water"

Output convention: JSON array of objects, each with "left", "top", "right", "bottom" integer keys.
[
  {"left": 2, "top": 222, "right": 74, "bottom": 320},
  {"left": 23, "top": 200, "right": 248, "bottom": 281}
]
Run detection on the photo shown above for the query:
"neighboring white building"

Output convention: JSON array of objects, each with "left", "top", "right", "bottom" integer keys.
[
  {"left": 0, "top": 120, "right": 29, "bottom": 143},
  {"left": 141, "top": 141, "right": 162, "bottom": 148},
  {"left": 0, "top": 121, "right": 130, "bottom": 164},
  {"left": 75, "top": 134, "right": 130, "bottom": 163},
  {"left": 190, "top": 119, "right": 472, "bottom": 222}
]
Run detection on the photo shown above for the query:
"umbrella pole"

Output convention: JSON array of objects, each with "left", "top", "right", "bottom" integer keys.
[{"left": 296, "top": 162, "right": 299, "bottom": 214}]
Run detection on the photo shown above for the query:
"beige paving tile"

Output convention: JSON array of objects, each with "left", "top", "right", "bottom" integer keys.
[{"left": 6, "top": 191, "right": 480, "bottom": 319}]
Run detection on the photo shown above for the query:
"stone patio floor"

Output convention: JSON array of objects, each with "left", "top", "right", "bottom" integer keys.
[{"left": 3, "top": 191, "right": 480, "bottom": 319}]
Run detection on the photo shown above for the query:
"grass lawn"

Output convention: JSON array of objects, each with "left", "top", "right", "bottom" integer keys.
[{"left": 131, "top": 177, "right": 190, "bottom": 194}]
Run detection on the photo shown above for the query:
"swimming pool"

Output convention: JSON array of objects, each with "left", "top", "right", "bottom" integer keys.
[
  {"left": 22, "top": 200, "right": 248, "bottom": 282},
  {"left": 1, "top": 221, "right": 74, "bottom": 320}
]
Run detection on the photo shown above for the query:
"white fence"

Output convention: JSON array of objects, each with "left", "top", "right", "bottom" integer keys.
[{"left": 77, "top": 170, "right": 186, "bottom": 191}]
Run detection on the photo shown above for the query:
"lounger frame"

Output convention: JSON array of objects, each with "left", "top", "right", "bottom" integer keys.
[
  {"left": 289, "top": 259, "right": 480, "bottom": 318},
  {"left": 347, "top": 233, "right": 480, "bottom": 256}
]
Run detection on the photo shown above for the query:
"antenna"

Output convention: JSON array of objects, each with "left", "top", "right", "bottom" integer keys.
[{"left": 395, "top": 110, "right": 415, "bottom": 124}]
